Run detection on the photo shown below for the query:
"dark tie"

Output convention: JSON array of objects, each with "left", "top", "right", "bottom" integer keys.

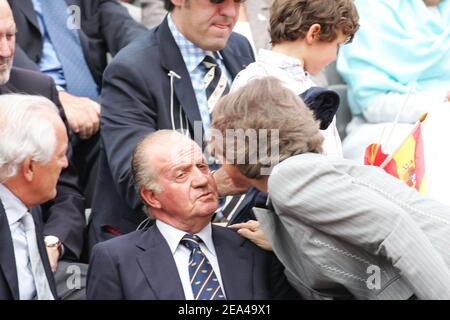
[
  {"left": 202, "top": 53, "right": 230, "bottom": 113},
  {"left": 38, "top": 0, "right": 99, "bottom": 100},
  {"left": 180, "top": 234, "right": 226, "bottom": 300}
]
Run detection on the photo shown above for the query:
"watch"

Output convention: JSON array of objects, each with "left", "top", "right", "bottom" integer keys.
[{"left": 44, "top": 235, "right": 61, "bottom": 248}]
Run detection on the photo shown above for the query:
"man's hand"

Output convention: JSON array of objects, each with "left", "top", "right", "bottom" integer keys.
[
  {"left": 229, "top": 220, "right": 273, "bottom": 252},
  {"left": 213, "top": 167, "right": 251, "bottom": 197},
  {"left": 59, "top": 91, "right": 101, "bottom": 140},
  {"left": 46, "top": 246, "right": 61, "bottom": 273}
]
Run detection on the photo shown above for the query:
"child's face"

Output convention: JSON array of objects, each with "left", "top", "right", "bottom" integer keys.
[{"left": 304, "top": 32, "right": 348, "bottom": 76}]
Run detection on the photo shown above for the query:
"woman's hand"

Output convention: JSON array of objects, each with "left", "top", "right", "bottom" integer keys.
[{"left": 229, "top": 220, "right": 273, "bottom": 251}]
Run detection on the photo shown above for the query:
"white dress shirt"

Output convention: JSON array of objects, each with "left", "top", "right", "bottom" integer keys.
[
  {"left": 0, "top": 183, "right": 36, "bottom": 300},
  {"left": 232, "top": 49, "right": 343, "bottom": 158},
  {"left": 156, "top": 220, "right": 226, "bottom": 300}
]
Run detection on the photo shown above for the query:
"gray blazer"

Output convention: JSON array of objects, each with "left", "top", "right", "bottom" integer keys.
[{"left": 254, "top": 153, "right": 450, "bottom": 300}]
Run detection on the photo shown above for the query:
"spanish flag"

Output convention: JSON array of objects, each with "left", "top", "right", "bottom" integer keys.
[{"left": 364, "top": 114, "right": 427, "bottom": 194}]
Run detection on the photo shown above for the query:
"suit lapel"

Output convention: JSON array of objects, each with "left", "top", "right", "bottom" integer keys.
[
  {"left": 136, "top": 225, "right": 185, "bottom": 299},
  {"left": 14, "top": 0, "right": 40, "bottom": 31},
  {"left": 0, "top": 200, "right": 20, "bottom": 300},
  {"left": 30, "top": 207, "right": 58, "bottom": 298},
  {"left": 159, "top": 18, "right": 202, "bottom": 132},
  {"left": 212, "top": 226, "right": 253, "bottom": 299},
  {"left": 0, "top": 79, "right": 16, "bottom": 95},
  {"left": 220, "top": 44, "right": 253, "bottom": 79}
]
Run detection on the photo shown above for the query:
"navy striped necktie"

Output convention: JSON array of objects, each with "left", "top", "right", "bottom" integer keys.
[
  {"left": 180, "top": 234, "right": 226, "bottom": 300},
  {"left": 202, "top": 53, "right": 230, "bottom": 113}
]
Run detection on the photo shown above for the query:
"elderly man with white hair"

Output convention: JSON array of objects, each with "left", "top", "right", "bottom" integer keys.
[{"left": 0, "top": 94, "right": 68, "bottom": 300}]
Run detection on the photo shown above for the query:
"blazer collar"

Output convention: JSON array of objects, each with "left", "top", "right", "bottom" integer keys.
[
  {"left": 135, "top": 223, "right": 255, "bottom": 299},
  {"left": 158, "top": 17, "right": 252, "bottom": 130},
  {"left": 211, "top": 225, "right": 254, "bottom": 299},
  {"left": 159, "top": 18, "right": 202, "bottom": 131},
  {"left": 13, "top": 0, "right": 40, "bottom": 31},
  {"left": 0, "top": 200, "right": 20, "bottom": 300},
  {"left": 135, "top": 225, "right": 185, "bottom": 299},
  {"left": 0, "top": 81, "right": 15, "bottom": 95}
]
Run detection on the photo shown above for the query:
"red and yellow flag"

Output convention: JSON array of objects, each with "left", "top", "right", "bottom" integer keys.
[{"left": 364, "top": 114, "right": 427, "bottom": 194}]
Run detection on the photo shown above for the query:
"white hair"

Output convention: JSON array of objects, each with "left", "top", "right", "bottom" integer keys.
[{"left": 0, "top": 94, "right": 60, "bottom": 182}]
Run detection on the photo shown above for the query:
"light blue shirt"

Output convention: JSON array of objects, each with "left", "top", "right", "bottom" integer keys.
[
  {"left": 337, "top": 0, "right": 450, "bottom": 116},
  {"left": 0, "top": 183, "right": 36, "bottom": 300},
  {"left": 167, "top": 14, "right": 232, "bottom": 135},
  {"left": 31, "top": 0, "right": 67, "bottom": 90}
]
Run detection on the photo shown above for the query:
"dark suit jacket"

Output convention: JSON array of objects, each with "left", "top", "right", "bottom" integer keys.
[
  {"left": 0, "top": 200, "right": 58, "bottom": 300},
  {"left": 87, "top": 224, "right": 298, "bottom": 300},
  {"left": 9, "top": 0, "right": 147, "bottom": 87},
  {"left": 0, "top": 67, "right": 85, "bottom": 258},
  {"left": 89, "top": 18, "right": 255, "bottom": 246}
]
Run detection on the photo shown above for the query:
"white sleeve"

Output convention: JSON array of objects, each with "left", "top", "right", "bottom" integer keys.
[{"left": 363, "top": 90, "right": 449, "bottom": 124}]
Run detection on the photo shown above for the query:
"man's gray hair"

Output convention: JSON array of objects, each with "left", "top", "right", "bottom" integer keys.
[
  {"left": 132, "top": 130, "right": 179, "bottom": 195},
  {"left": 0, "top": 94, "right": 60, "bottom": 182}
]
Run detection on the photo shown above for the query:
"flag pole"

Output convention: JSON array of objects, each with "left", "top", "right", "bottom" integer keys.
[
  {"left": 381, "top": 84, "right": 416, "bottom": 155},
  {"left": 380, "top": 113, "right": 428, "bottom": 169}
]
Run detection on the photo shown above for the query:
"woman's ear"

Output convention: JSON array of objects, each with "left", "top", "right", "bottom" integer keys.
[
  {"left": 305, "top": 23, "right": 321, "bottom": 45},
  {"left": 141, "top": 188, "right": 162, "bottom": 209},
  {"left": 21, "top": 157, "right": 34, "bottom": 182}
]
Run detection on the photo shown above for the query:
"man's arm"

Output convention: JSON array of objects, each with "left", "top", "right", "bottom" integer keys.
[
  {"left": 41, "top": 78, "right": 86, "bottom": 263},
  {"left": 86, "top": 243, "right": 124, "bottom": 300},
  {"left": 100, "top": 57, "right": 158, "bottom": 212}
]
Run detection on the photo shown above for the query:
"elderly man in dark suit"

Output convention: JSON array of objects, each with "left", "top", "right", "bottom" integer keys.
[
  {"left": 87, "top": 130, "right": 299, "bottom": 300},
  {"left": 0, "top": 0, "right": 86, "bottom": 299},
  {"left": 0, "top": 94, "right": 69, "bottom": 300},
  {"left": 88, "top": 0, "right": 255, "bottom": 247},
  {"left": 8, "top": 0, "right": 147, "bottom": 204}
]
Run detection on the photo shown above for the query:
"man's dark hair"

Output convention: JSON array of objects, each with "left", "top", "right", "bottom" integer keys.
[{"left": 163, "top": 0, "right": 175, "bottom": 12}]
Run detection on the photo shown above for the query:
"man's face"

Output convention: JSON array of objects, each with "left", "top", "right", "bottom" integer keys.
[
  {"left": 304, "top": 32, "right": 348, "bottom": 76},
  {"left": 0, "top": 1, "right": 16, "bottom": 85},
  {"left": 151, "top": 138, "right": 219, "bottom": 228},
  {"left": 172, "top": 0, "right": 241, "bottom": 51},
  {"left": 31, "top": 116, "right": 69, "bottom": 204}
]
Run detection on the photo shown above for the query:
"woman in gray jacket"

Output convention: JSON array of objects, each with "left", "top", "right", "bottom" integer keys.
[{"left": 210, "top": 76, "right": 450, "bottom": 300}]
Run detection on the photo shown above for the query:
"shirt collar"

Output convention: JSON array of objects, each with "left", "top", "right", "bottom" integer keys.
[
  {"left": 156, "top": 219, "right": 216, "bottom": 257},
  {"left": 167, "top": 14, "right": 224, "bottom": 73},
  {"left": 0, "top": 183, "right": 28, "bottom": 226},
  {"left": 257, "top": 48, "right": 308, "bottom": 78}
]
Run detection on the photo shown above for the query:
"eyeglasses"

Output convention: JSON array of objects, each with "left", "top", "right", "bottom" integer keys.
[{"left": 209, "top": 0, "right": 246, "bottom": 4}]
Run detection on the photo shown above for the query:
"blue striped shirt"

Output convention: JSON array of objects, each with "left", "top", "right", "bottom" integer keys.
[{"left": 167, "top": 14, "right": 231, "bottom": 134}]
